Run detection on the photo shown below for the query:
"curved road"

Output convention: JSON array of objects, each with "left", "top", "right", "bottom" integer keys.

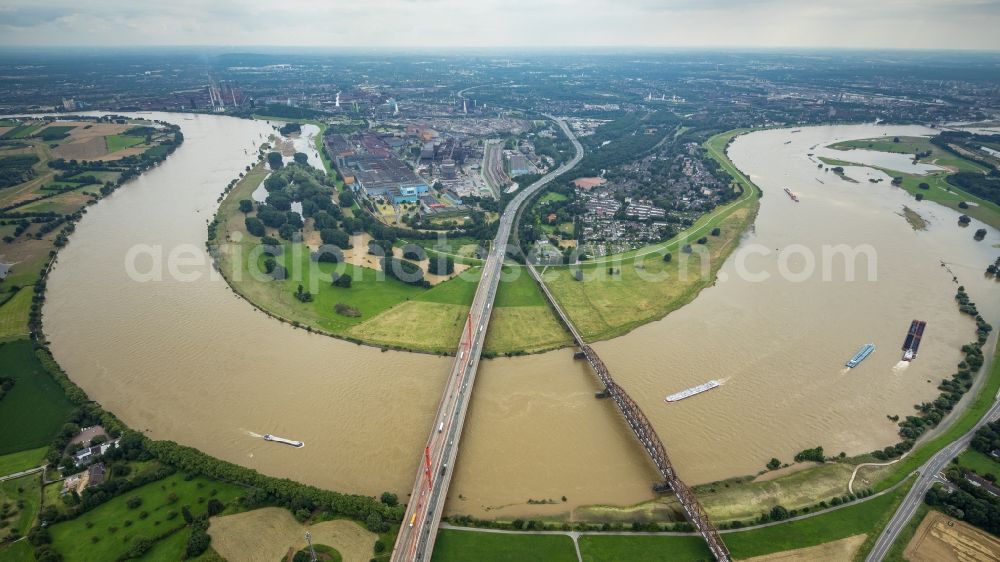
[
  {"left": 391, "top": 115, "right": 583, "bottom": 562},
  {"left": 866, "top": 388, "right": 1000, "bottom": 561}
]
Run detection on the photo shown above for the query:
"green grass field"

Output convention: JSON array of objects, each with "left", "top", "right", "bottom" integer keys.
[
  {"left": 539, "top": 192, "right": 568, "bottom": 204},
  {"left": 0, "top": 447, "right": 47, "bottom": 476},
  {"left": 0, "top": 339, "right": 74, "bottom": 455},
  {"left": 104, "top": 135, "right": 145, "bottom": 153},
  {"left": 579, "top": 534, "right": 711, "bottom": 562},
  {"left": 438, "top": 480, "right": 910, "bottom": 562},
  {"left": 0, "top": 473, "right": 42, "bottom": 539},
  {"left": 2, "top": 123, "right": 43, "bottom": 140},
  {"left": 830, "top": 136, "right": 986, "bottom": 173},
  {"left": 956, "top": 448, "right": 1000, "bottom": 478},
  {"left": 430, "top": 530, "right": 578, "bottom": 562},
  {"left": 0, "top": 287, "right": 32, "bottom": 339},
  {"left": 49, "top": 472, "right": 245, "bottom": 562},
  {"left": 0, "top": 539, "right": 35, "bottom": 561},
  {"left": 725, "top": 478, "right": 912, "bottom": 559},
  {"left": 38, "top": 126, "right": 76, "bottom": 141}
]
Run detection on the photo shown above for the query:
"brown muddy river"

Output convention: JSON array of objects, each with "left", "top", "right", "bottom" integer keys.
[{"left": 45, "top": 116, "right": 1000, "bottom": 518}]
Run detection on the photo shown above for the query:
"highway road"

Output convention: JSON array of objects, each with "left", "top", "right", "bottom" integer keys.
[
  {"left": 391, "top": 115, "right": 583, "bottom": 562},
  {"left": 866, "top": 389, "right": 1000, "bottom": 561}
]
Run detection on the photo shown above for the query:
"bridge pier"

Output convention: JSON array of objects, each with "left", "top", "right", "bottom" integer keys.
[
  {"left": 653, "top": 482, "right": 672, "bottom": 493},
  {"left": 594, "top": 389, "right": 610, "bottom": 399},
  {"left": 573, "top": 350, "right": 586, "bottom": 360}
]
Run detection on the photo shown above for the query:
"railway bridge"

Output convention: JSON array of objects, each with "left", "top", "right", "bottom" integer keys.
[{"left": 527, "top": 263, "right": 731, "bottom": 561}]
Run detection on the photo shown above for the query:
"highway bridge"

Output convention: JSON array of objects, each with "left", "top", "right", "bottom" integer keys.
[{"left": 391, "top": 115, "right": 584, "bottom": 561}]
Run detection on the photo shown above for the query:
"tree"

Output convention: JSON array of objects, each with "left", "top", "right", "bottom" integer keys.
[
  {"left": 339, "top": 191, "right": 355, "bottom": 207},
  {"left": 711, "top": 227, "right": 721, "bottom": 236},
  {"left": 245, "top": 217, "right": 265, "bottom": 237},
  {"left": 293, "top": 152, "right": 309, "bottom": 165},
  {"left": 918, "top": 182, "right": 930, "bottom": 190},
  {"left": 294, "top": 284, "right": 313, "bottom": 303},
  {"left": 129, "top": 537, "right": 153, "bottom": 558},
  {"left": 206, "top": 498, "right": 224, "bottom": 516},
  {"left": 769, "top": 505, "right": 789, "bottom": 521},
  {"left": 126, "top": 496, "right": 142, "bottom": 509},
  {"left": 27, "top": 526, "right": 51, "bottom": 546},
  {"left": 264, "top": 175, "right": 288, "bottom": 191},
  {"left": 915, "top": 193, "right": 925, "bottom": 201},
  {"left": 427, "top": 256, "right": 455, "bottom": 276},
  {"left": 239, "top": 199, "right": 254, "bottom": 214},
  {"left": 380, "top": 492, "right": 398, "bottom": 507},
  {"left": 663, "top": 253, "right": 672, "bottom": 263},
  {"left": 181, "top": 506, "right": 193, "bottom": 524},
  {"left": 332, "top": 273, "right": 352, "bottom": 288},
  {"left": 185, "top": 527, "right": 211, "bottom": 558},
  {"left": 766, "top": 458, "right": 781, "bottom": 470},
  {"left": 959, "top": 214, "right": 972, "bottom": 225},
  {"left": 267, "top": 152, "right": 284, "bottom": 170},
  {"left": 320, "top": 228, "right": 350, "bottom": 248}
]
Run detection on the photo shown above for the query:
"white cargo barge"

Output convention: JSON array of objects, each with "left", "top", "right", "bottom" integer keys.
[
  {"left": 263, "top": 434, "right": 304, "bottom": 448},
  {"left": 665, "top": 380, "right": 721, "bottom": 402}
]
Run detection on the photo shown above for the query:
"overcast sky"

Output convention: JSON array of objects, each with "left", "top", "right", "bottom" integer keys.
[{"left": 1, "top": 0, "right": 999, "bottom": 50}]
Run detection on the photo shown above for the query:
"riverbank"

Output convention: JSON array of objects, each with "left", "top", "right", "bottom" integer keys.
[
  {"left": 213, "top": 127, "right": 759, "bottom": 357},
  {"left": 207, "top": 126, "right": 762, "bottom": 354}
]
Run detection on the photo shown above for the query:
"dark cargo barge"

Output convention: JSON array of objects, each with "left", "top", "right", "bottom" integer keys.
[{"left": 902, "top": 320, "right": 926, "bottom": 361}]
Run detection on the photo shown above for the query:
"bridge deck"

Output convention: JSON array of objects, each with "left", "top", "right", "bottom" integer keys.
[{"left": 390, "top": 116, "right": 583, "bottom": 562}]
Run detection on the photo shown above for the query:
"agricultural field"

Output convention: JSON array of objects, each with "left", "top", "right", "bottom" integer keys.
[
  {"left": 431, "top": 529, "right": 578, "bottom": 562},
  {"left": 0, "top": 339, "right": 74, "bottom": 455},
  {"left": 105, "top": 134, "right": 145, "bottom": 153},
  {"left": 48, "top": 472, "right": 245, "bottom": 562},
  {"left": 208, "top": 507, "right": 376, "bottom": 562},
  {"left": 902, "top": 510, "right": 1000, "bottom": 562},
  {"left": 0, "top": 117, "right": 179, "bottom": 334}
]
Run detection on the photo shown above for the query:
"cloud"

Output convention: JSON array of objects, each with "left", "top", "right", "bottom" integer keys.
[{"left": 0, "top": 0, "right": 997, "bottom": 50}]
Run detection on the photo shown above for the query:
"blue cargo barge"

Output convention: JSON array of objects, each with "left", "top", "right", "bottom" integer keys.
[{"left": 846, "top": 343, "right": 876, "bottom": 368}]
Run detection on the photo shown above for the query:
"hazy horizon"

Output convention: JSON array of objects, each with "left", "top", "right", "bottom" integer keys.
[{"left": 2, "top": 0, "right": 999, "bottom": 51}]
